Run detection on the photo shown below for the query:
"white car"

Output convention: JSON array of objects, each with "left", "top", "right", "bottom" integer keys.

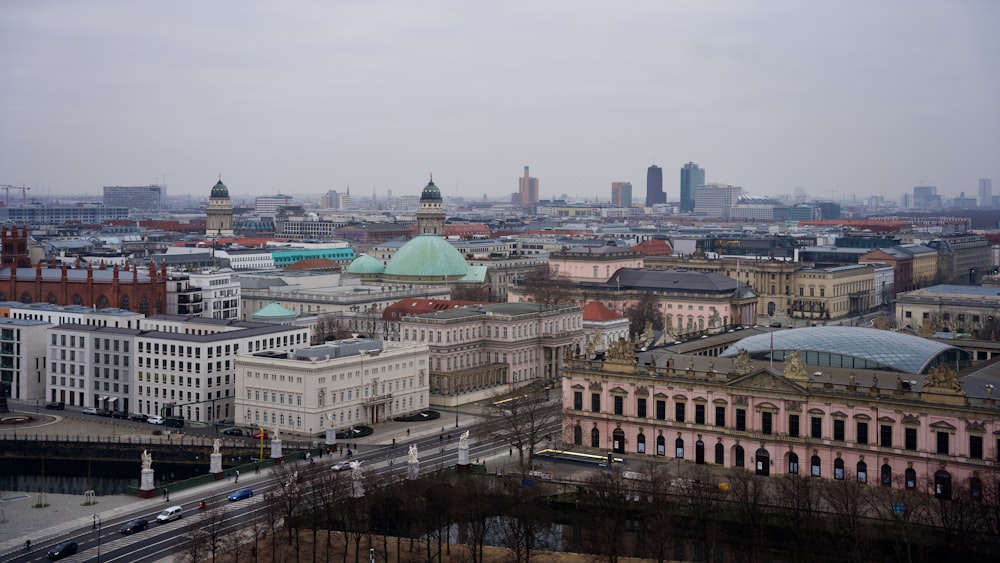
[
  {"left": 147, "top": 415, "right": 165, "bottom": 425},
  {"left": 83, "top": 407, "right": 98, "bottom": 415}
]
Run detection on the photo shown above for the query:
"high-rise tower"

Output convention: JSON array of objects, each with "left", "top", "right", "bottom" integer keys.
[
  {"left": 645, "top": 165, "right": 664, "bottom": 206},
  {"left": 518, "top": 166, "right": 539, "bottom": 207},
  {"left": 979, "top": 178, "right": 993, "bottom": 207},
  {"left": 680, "top": 162, "right": 705, "bottom": 213},
  {"left": 611, "top": 182, "right": 632, "bottom": 207}
]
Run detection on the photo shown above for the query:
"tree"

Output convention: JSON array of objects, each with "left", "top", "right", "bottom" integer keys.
[
  {"left": 486, "top": 388, "right": 560, "bottom": 471},
  {"left": 521, "top": 266, "right": 573, "bottom": 307},
  {"left": 728, "top": 468, "right": 773, "bottom": 563},
  {"left": 772, "top": 474, "right": 826, "bottom": 560},
  {"left": 498, "top": 478, "right": 552, "bottom": 563},
  {"left": 450, "top": 283, "right": 491, "bottom": 302},
  {"left": 577, "top": 466, "right": 637, "bottom": 563},
  {"left": 626, "top": 291, "right": 663, "bottom": 338}
]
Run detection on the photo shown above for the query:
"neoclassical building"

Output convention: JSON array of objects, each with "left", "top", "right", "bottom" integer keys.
[
  {"left": 563, "top": 326, "right": 999, "bottom": 497},
  {"left": 206, "top": 178, "right": 234, "bottom": 236}
]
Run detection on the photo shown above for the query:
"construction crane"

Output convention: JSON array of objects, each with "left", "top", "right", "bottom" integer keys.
[{"left": 0, "top": 184, "right": 31, "bottom": 207}]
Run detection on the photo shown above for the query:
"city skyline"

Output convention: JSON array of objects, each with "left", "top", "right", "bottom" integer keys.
[{"left": 1, "top": 2, "right": 997, "bottom": 200}]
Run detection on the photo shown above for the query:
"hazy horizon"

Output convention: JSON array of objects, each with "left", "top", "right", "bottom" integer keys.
[{"left": 2, "top": 2, "right": 997, "bottom": 202}]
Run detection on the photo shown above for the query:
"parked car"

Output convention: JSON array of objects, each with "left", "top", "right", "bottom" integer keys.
[
  {"left": 96, "top": 409, "right": 113, "bottom": 417},
  {"left": 251, "top": 430, "right": 269, "bottom": 439},
  {"left": 129, "top": 413, "right": 148, "bottom": 422},
  {"left": 228, "top": 487, "right": 254, "bottom": 502},
  {"left": 45, "top": 402, "right": 65, "bottom": 410},
  {"left": 46, "top": 540, "right": 78, "bottom": 560},
  {"left": 147, "top": 415, "right": 165, "bottom": 425},
  {"left": 111, "top": 410, "right": 128, "bottom": 419},
  {"left": 82, "top": 407, "right": 98, "bottom": 415},
  {"left": 222, "top": 427, "right": 243, "bottom": 436},
  {"left": 119, "top": 518, "right": 149, "bottom": 534},
  {"left": 155, "top": 505, "right": 183, "bottom": 522}
]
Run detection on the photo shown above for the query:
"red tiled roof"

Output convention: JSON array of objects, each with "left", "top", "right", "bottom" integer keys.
[
  {"left": 632, "top": 238, "right": 673, "bottom": 256},
  {"left": 383, "top": 299, "right": 490, "bottom": 320},
  {"left": 285, "top": 258, "right": 341, "bottom": 271},
  {"left": 582, "top": 301, "right": 624, "bottom": 321}
]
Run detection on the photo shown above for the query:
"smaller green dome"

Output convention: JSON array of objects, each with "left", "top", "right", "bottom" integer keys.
[
  {"left": 420, "top": 179, "right": 442, "bottom": 202},
  {"left": 347, "top": 254, "right": 384, "bottom": 275},
  {"left": 252, "top": 302, "right": 298, "bottom": 320},
  {"left": 210, "top": 180, "right": 230, "bottom": 199}
]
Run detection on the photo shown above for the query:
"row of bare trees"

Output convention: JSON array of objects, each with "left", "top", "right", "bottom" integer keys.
[{"left": 175, "top": 455, "right": 1000, "bottom": 563}]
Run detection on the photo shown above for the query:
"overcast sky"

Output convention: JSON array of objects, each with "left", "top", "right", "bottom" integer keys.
[{"left": 2, "top": 1, "right": 997, "bottom": 203}]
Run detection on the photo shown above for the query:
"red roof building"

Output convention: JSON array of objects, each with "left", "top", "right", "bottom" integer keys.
[
  {"left": 382, "top": 299, "right": 491, "bottom": 321},
  {"left": 632, "top": 238, "right": 673, "bottom": 256},
  {"left": 582, "top": 301, "right": 625, "bottom": 322}
]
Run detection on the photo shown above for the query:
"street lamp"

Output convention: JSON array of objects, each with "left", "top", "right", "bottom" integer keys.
[{"left": 455, "top": 411, "right": 459, "bottom": 428}]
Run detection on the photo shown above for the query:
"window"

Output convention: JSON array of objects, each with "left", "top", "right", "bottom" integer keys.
[
  {"left": 637, "top": 398, "right": 647, "bottom": 418},
  {"left": 637, "top": 433, "right": 646, "bottom": 454},
  {"left": 881, "top": 464, "right": 892, "bottom": 486},
  {"left": 694, "top": 404, "right": 705, "bottom": 425},
  {"left": 591, "top": 428, "right": 600, "bottom": 448},
  {"left": 969, "top": 435, "right": 983, "bottom": 459},
  {"left": 734, "top": 446, "right": 745, "bottom": 467},
  {"left": 834, "top": 458, "right": 845, "bottom": 480},
  {"left": 833, "top": 419, "right": 845, "bottom": 442},
  {"left": 573, "top": 425, "right": 582, "bottom": 445},
  {"left": 905, "top": 468, "right": 917, "bottom": 489},
  {"left": 936, "top": 431, "right": 949, "bottom": 455},
  {"left": 715, "top": 443, "right": 724, "bottom": 465},
  {"left": 613, "top": 396, "right": 624, "bottom": 416},
  {"left": 905, "top": 428, "right": 917, "bottom": 451},
  {"left": 856, "top": 421, "right": 869, "bottom": 445},
  {"left": 591, "top": 393, "right": 601, "bottom": 413},
  {"left": 675, "top": 437, "right": 684, "bottom": 459},
  {"left": 715, "top": 406, "right": 725, "bottom": 427},
  {"left": 880, "top": 424, "right": 893, "bottom": 448},
  {"left": 788, "top": 452, "right": 799, "bottom": 474},
  {"left": 657, "top": 435, "right": 666, "bottom": 456},
  {"left": 761, "top": 412, "right": 773, "bottom": 435},
  {"left": 811, "top": 455, "right": 821, "bottom": 477},
  {"left": 675, "top": 402, "right": 686, "bottom": 422},
  {"left": 857, "top": 461, "right": 868, "bottom": 483},
  {"left": 573, "top": 391, "right": 583, "bottom": 411},
  {"left": 811, "top": 416, "right": 823, "bottom": 439},
  {"left": 656, "top": 400, "right": 666, "bottom": 420},
  {"left": 735, "top": 408, "right": 746, "bottom": 431},
  {"left": 789, "top": 414, "right": 800, "bottom": 437}
]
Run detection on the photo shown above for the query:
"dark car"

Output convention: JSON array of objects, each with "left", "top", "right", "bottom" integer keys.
[
  {"left": 129, "top": 413, "right": 148, "bottom": 422},
  {"left": 47, "top": 540, "right": 78, "bottom": 560},
  {"left": 120, "top": 518, "right": 149, "bottom": 534},
  {"left": 96, "top": 409, "right": 113, "bottom": 417},
  {"left": 228, "top": 487, "right": 253, "bottom": 501},
  {"left": 112, "top": 410, "right": 128, "bottom": 419},
  {"left": 222, "top": 427, "right": 243, "bottom": 436},
  {"left": 45, "top": 402, "right": 65, "bottom": 410}
]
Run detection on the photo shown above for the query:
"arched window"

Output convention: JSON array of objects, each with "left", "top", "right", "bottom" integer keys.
[
  {"left": 591, "top": 427, "right": 600, "bottom": 448},
  {"left": 881, "top": 464, "right": 892, "bottom": 486},
  {"left": 675, "top": 437, "right": 684, "bottom": 459},
  {"left": 613, "top": 429, "right": 625, "bottom": 454},
  {"left": 970, "top": 476, "right": 983, "bottom": 501},
  {"left": 593, "top": 266, "right": 599, "bottom": 278},
  {"left": 47, "top": 293, "right": 58, "bottom": 304},
  {"left": 734, "top": 445, "right": 745, "bottom": 467},
  {"left": 139, "top": 296, "right": 149, "bottom": 315},
  {"left": 119, "top": 295, "right": 130, "bottom": 311},
  {"left": 715, "top": 443, "right": 724, "bottom": 465},
  {"left": 637, "top": 432, "right": 646, "bottom": 454},
  {"left": 834, "top": 458, "right": 845, "bottom": 480},
  {"left": 934, "top": 469, "right": 952, "bottom": 500},
  {"left": 695, "top": 439, "right": 705, "bottom": 464},
  {"left": 573, "top": 424, "right": 583, "bottom": 445},
  {"left": 904, "top": 467, "right": 917, "bottom": 490},
  {"left": 857, "top": 461, "right": 868, "bottom": 483},
  {"left": 657, "top": 435, "right": 666, "bottom": 456},
  {"left": 789, "top": 452, "right": 799, "bottom": 474},
  {"left": 20, "top": 292, "right": 32, "bottom": 304},
  {"left": 811, "top": 455, "right": 822, "bottom": 477},
  {"left": 72, "top": 293, "right": 83, "bottom": 306},
  {"left": 156, "top": 296, "right": 163, "bottom": 314},
  {"left": 96, "top": 295, "right": 110, "bottom": 309}
]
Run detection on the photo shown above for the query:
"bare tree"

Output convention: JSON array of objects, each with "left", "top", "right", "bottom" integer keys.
[
  {"left": 577, "top": 465, "right": 637, "bottom": 563},
  {"left": 486, "top": 388, "right": 560, "bottom": 471},
  {"left": 626, "top": 291, "right": 664, "bottom": 338},
  {"left": 677, "top": 465, "right": 727, "bottom": 563},
  {"left": 497, "top": 478, "right": 551, "bottom": 563},
  {"left": 521, "top": 265, "right": 573, "bottom": 307},
  {"left": 728, "top": 468, "right": 773, "bottom": 563},
  {"left": 821, "top": 473, "right": 874, "bottom": 562},
  {"left": 635, "top": 462, "right": 678, "bottom": 563},
  {"left": 772, "top": 474, "right": 826, "bottom": 560}
]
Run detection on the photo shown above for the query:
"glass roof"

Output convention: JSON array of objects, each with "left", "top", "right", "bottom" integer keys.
[{"left": 719, "top": 326, "right": 960, "bottom": 374}]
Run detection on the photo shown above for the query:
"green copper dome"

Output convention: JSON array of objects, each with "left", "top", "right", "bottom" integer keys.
[
  {"left": 251, "top": 302, "right": 298, "bottom": 320},
  {"left": 384, "top": 234, "right": 468, "bottom": 279},
  {"left": 420, "top": 179, "right": 442, "bottom": 202},
  {"left": 346, "top": 254, "right": 385, "bottom": 275},
  {"left": 210, "top": 180, "right": 230, "bottom": 199}
]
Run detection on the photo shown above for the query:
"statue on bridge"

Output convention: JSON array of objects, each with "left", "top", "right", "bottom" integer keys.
[{"left": 141, "top": 449, "right": 153, "bottom": 471}]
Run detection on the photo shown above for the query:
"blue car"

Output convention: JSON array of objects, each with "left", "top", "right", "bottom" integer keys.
[{"left": 228, "top": 487, "right": 253, "bottom": 501}]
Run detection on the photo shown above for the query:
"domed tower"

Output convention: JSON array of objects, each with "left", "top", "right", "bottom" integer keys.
[
  {"left": 416, "top": 174, "right": 446, "bottom": 236},
  {"left": 206, "top": 177, "right": 234, "bottom": 236}
]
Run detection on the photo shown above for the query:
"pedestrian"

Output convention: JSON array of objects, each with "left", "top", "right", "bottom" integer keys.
[
  {"left": 509, "top": 448, "right": 512, "bottom": 456},
  {"left": 226, "top": 471, "right": 231, "bottom": 481},
  {"left": 255, "top": 464, "right": 260, "bottom": 474},
  {"left": 406, "top": 428, "right": 410, "bottom": 437},
  {"left": 235, "top": 470, "right": 240, "bottom": 483}
]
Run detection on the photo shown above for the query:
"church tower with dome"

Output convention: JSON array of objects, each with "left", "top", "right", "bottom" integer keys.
[
  {"left": 206, "top": 177, "right": 234, "bottom": 236},
  {"left": 416, "top": 174, "right": 446, "bottom": 235}
]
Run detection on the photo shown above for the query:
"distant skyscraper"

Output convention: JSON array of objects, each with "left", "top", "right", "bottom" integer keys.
[
  {"left": 611, "top": 182, "right": 632, "bottom": 207},
  {"left": 518, "top": 166, "right": 539, "bottom": 207},
  {"left": 680, "top": 162, "right": 705, "bottom": 213},
  {"left": 645, "top": 165, "right": 664, "bottom": 206},
  {"left": 913, "top": 185, "right": 939, "bottom": 209},
  {"left": 103, "top": 185, "right": 165, "bottom": 211},
  {"left": 979, "top": 178, "right": 993, "bottom": 207}
]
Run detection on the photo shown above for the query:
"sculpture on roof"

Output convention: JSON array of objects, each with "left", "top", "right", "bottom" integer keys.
[
  {"left": 730, "top": 348, "right": 753, "bottom": 376},
  {"left": 924, "top": 364, "right": 965, "bottom": 394},
  {"left": 350, "top": 460, "right": 363, "bottom": 480},
  {"left": 638, "top": 321, "right": 655, "bottom": 349},
  {"left": 783, "top": 350, "right": 808, "bottom": 381},
  {"left": 605, "top": 337, "right": 636, "bottom": 365},
  {"left": 585, "top": 334, "right": 597, "bottom": 359}
]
